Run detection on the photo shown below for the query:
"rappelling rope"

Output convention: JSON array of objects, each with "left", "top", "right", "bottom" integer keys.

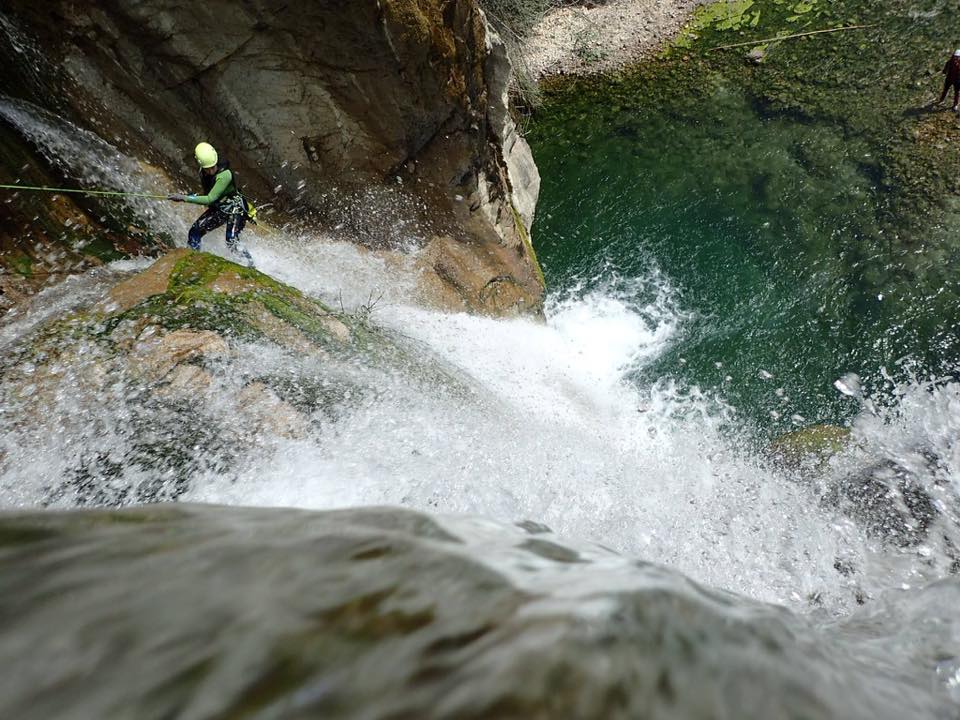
[
  {"left": 0, "top": 183, "right": 168, "bottom": 199},
  {"left": 0, "top": 182, "right": 281, "bottom": 236}
]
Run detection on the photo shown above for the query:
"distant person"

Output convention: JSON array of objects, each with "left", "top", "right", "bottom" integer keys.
[
  {"left": 937, "top": 49, "right": 960, "bottom": 111},
  {"left": 169, "top": 142, "right": 254, "bottom": 267}
]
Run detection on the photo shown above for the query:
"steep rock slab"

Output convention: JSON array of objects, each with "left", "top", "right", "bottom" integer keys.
[{"left": 1, "top": 1, "right": 544, "bottom": 315}]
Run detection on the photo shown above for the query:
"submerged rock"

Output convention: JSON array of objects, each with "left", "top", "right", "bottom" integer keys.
[
  {"left": 768, "top": 424, "right": 851, "bottom": 469},
  {"left": 770, "top": 426, "right": 954, "bottom": 549},
  {"left": 832, "top": 455, "right": 944, "bottom": 549}
]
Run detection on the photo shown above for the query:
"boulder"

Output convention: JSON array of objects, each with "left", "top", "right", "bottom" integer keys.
[
  {"left": 832, "top": 455, "right": 942, "bottom": 549},
  {"left": 0, "top": 251, "right": 461, "bottom": 505}
]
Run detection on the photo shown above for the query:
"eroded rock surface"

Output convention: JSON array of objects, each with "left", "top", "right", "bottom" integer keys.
[{"left": 0, "top": 505, "right": 955, "bottom": 719}]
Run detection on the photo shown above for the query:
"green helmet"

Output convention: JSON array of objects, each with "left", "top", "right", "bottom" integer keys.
[{"left": 194, "top": 142, "right": 218, "bottom": 169}]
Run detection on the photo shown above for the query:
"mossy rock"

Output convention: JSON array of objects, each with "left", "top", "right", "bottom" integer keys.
[
  {"left": 1, "top": 250, "right": 468, "bottom": 507},
  {"left": 5, "top": 250, "right": 463, "bottom": 395},
  {"left": 99, "top": 250, "right": 360, "bottom": 355},
  {"left": 768, "top": 424, "right": 851, "bottom": 468}
]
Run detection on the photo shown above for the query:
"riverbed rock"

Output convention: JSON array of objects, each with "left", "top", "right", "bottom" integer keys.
[
  {"left": 132, "top": 329, "right": 230, "bottom": 381},
  {"left": 0, "top": 0, "right": 545, "bottom": 316},
  {"left": 161, "top": 364, "right": 214, "bottom": 395},
  {"left": 235, "top": 382, "right": 309, "bottom": 440},
  {"left": 768, "top": 424, "right": 851, "bottom": 469},
  {"left": 770, "top": 425, "right": 945, "bottom": 547},
  {"left": 832, "top": 456, "right": 942, "bottom": 549}
]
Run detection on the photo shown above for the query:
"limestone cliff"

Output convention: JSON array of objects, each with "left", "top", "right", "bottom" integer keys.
[{"left": 0, "top": 0, "right": 543, "bottom": 315}]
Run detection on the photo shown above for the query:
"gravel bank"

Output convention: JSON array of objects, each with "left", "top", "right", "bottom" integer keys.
[{"left": 522, "top": 0, "right": 711, "bottom": 77}]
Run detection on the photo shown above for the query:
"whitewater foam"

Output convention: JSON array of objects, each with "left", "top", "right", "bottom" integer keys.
[{"left": 170, "top": 243, "right": 859, "bottom": 609}]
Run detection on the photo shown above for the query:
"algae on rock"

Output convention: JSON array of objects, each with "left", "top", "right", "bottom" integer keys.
[{"left": 769, "top": 424, "right": 851, "bottom": 469}]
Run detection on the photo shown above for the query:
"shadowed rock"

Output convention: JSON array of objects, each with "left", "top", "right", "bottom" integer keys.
[{"left": 0, "top": 504, "right": 954, "bottom": 719}]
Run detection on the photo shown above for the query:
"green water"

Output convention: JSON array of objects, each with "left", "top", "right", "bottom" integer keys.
[{"left": 528, "top": 0, "right": 960, "bottom": 438}]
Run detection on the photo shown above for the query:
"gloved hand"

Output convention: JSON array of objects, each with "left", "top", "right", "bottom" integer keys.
[{"left": 168, "top": 193, "right": 187, "bottom": 202}]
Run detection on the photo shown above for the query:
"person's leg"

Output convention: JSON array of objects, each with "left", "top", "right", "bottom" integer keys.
[
  {"left": 188, "top": 209, "right": 226, "bottom": 250},
  {"left": 225, "top": 214, "right": 253, "bottom": 266},
  {"left": 952, "top": 81, "right": 959, "bottom": 110},
  {"left": 939, "top": 78, "right": 950, "bottom": 103}
]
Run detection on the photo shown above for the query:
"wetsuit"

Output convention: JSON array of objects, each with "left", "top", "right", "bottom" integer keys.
[
  {"left": 940, "top": 57, "right": 960, "bottom": 107},
  {"left": 186, "top": 161, "right": 253, "bottom": 265}
]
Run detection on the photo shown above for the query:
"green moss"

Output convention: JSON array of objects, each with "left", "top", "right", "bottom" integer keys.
[
  {"left": 11, "top": 253, "right": 33, "bottom": 278},
  {"left": 168, "top": 253, "right": 234, "bottom": 296},
  {"left": 512, "top": 203, "right": 546, "bottom": 288},
  {"left": 256, "top": 293, "right": 342, "bottom": 348},
  {"left": 681, "top": 0, "right": 759, "bottom": 41},
  {"left": 152, "top": 252, "right": 352, "bottom": 347},
  {"left": 111, "top": 292, "right": 259, "bottom": 340},
  {"left": 80, "top": 235, "right": 126, "bottom": 263}
]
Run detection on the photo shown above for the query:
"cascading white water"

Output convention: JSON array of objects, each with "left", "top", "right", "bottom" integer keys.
[
  {"left": 1, "top": 94, "right": 958, "bottom": 621},
  {"left": 209, "top": 244, "right": 859, "bottom": 609}
]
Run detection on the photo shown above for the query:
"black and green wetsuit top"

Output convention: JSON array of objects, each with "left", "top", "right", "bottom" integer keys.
[{"left": 186, "top": 161, "right": 241, "bottom": 211}]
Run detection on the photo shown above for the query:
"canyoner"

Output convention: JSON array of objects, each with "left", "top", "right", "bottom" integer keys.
[
  {"left": 169, "top": 142, "right": 257, "bottom": 267},
  {"left": 936, "top": 48, "right": 960, "bottom": 111}
]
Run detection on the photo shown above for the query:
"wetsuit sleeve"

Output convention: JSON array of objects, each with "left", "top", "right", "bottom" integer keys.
[{"left": 186, "top": 170, "right": 232, "bottom": 206}]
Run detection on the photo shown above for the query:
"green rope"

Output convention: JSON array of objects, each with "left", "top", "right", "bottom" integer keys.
[{"left": 0, "top": 183, "right": 168, "bottom": 200}]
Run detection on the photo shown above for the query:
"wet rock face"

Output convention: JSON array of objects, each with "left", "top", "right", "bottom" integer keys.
[
  {"left": 0, "top": 505, "right": 955, "bottom": 719},
  {"left": 1, "top": 0, "right": 544, "bottom": 315}
]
